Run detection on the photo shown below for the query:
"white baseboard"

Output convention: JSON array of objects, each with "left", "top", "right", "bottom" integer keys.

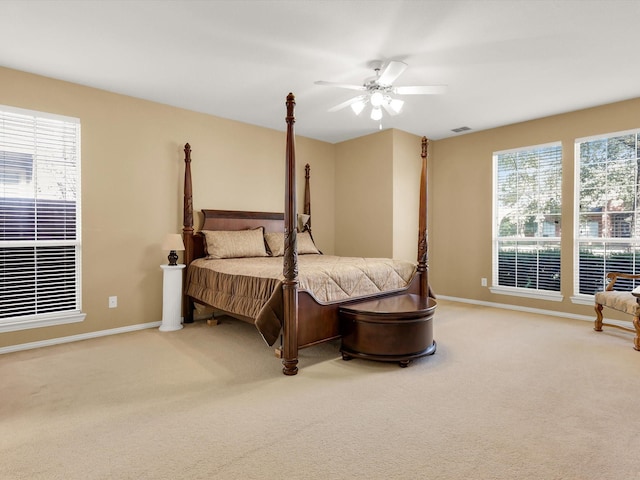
[
  {"left": 436, "top": 295, "right": 633, "bottom": 329},
  {"left": 0, "top": 321, "right": 162, "bottom": 355},
  {"left": 437, "top": 294, "right": 592, "bottom": 321}
]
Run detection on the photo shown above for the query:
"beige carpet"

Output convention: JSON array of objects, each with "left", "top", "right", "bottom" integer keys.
[{"left": 1, "top": 300, "right": 639, "bottom": 479}]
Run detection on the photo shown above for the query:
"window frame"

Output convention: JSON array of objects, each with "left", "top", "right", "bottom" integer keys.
[
  {"left": 491, "top": 141, "right": 563, "bottom": 302},
  {"left": 572, "top": 128, "right": 640, "bottom": 305},
  {"left": 0, "top": 104, "right": 85, "bottom": 333}
]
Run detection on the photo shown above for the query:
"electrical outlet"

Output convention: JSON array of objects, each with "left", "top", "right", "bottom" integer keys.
[
  {"left": 108, "top": 296, "right": 117, "bottom": 308},
  {"left": 481, "top": 278, "right": 488, "bottom": 287}
]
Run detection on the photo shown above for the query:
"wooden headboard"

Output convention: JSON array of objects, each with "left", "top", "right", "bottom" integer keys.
[{"left": 201, "top": 209, "right": 284, "bottom": 232}]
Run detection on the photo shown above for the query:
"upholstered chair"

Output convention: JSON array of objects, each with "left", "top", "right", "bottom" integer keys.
[{"left": 594, "top": 271, "right": 640, "bottom": 350}]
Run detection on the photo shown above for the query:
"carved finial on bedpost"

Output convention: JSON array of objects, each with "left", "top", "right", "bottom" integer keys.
[
  {"left": 283, "top": 93, "right": 299, "bottom": 376},
  {"left": 418, "top": 136, "right": 431, "bottom": 298},
  {"left": 286, "top": 92, "right": 296, "bottom": 125}
]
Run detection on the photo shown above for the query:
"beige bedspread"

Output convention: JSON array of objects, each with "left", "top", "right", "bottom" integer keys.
[{"left": 186, "top": 255, "right": 417, "bottom": 345}]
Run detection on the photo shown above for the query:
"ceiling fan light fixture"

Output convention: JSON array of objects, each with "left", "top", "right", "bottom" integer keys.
[
  {"left": 351, "top": 100, "right": 366, "bottom": 115},
  {"left": 316, "top": 60, "right": 448, "bottom": 125},
  {"left": 370, "top": 90, "right": 385, "bottom": 107},
  {"left": 388, "top": 98, "right": 404, "bottom": 114}
]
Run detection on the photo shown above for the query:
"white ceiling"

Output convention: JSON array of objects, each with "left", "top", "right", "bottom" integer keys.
[{"left": 2, "top": 0, "right": 639, "bottom": 144}]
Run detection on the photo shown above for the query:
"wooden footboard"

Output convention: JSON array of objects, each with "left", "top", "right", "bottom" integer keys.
[{"left": 295, "top": 274, "right": 422, "bottom": 349}]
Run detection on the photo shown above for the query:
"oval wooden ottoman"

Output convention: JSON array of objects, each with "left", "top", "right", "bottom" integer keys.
[{"left": 339, "top": 294, "right": 436, "bottom": 367}]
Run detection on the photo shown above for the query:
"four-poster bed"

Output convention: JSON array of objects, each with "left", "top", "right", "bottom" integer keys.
[{"left": 181, "top": 93, "right": 434, "bottom": 375}]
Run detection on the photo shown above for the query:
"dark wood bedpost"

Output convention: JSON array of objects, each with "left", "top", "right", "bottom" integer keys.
[
  {"left": 182, "top": 143, "right": 195, "bottom": 323},
  {"left": 417, "top": 136, "right": 432, "bottom": 299},
  {"left": 304, "top": 163, "right": 311, "bottom": 232},
  {"left": 282, "top": 93, "right": 299, "bottom": 376}
]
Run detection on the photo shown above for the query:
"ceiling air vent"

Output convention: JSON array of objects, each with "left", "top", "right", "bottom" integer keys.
[{"left": 451, "top": 126, "right": 471, "bottom": 133}]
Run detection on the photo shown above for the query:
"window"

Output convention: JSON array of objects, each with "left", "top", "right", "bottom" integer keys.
[
  {"left": 0, "top": 105, "right": 84, "bottom": 332},
  {"left": 493, "top": 142, "right": 563, "bottom": 300},
  {"left": 574, "top": 129, "right": 640, "bottom": 299}
]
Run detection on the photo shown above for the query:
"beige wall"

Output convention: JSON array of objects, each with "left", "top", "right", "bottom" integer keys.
[
  {"left": 333, "top": 129, "right": 424, "bottom": 262},
  {"left": 334, "top": 130, "right": 394, "bottom": 257},
  {"left": 0, "top": 67, "right": 335, "bottom": 348},
  {"left": 392, "top": 130, "right": 423, "bottom": 262},
  {"left": 430, "top": 97, "right": 640, "bottom": 321}
]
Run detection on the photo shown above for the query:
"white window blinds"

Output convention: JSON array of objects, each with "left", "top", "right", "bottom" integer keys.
[
  {"left": 575, "top": 130, "right": 640, "bottom": 296},
  {"left": 493, "top": 143, "right": 562, "bottom": 294},
  {"left": 0, "top": 106, "right": 81, "bottom": 323}
]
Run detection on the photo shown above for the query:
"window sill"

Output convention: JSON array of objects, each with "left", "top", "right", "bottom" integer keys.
[
  {"left": 0, "top": 311, "right": 86, "bottom": 333},
  {"left": 570, "top": 294, "right": 595, "bottom": 306},
  {"left": 489, "top": 286, "right": 563, "bottom": 302}
]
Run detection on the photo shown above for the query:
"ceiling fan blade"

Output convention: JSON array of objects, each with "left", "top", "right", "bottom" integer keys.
[
  {"left": 327, "top": 95, "right": 367, "bottom": 112},
  {"left": 314, "top": 80, "right": 366, "bottom": 91},
  {"left": 393, "top": 85, "right": 448, "bottom": 95},
  {"left": 377, "top": 60, "right": 408, "bottom": 86}
]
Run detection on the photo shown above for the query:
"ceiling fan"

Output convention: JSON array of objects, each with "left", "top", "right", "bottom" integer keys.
[{"left": 314, "top": 60, "right": 447, "bottom": 122}]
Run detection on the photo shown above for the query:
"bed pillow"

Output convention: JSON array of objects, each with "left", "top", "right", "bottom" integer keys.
[
  {"left": 202, "top": 228, "right": 268, "bottom": 259},
  {"left": 298, "top": 231, "right": 321, "bottom": 255},
  {"left": 297, "top": 213, "right": 310, "bottom": 232},
  {"left": 264, "top": 231, "right": 320, "bottom": 256},
  {"left": 264, "top": 232, "right": 285, "bottom": 257}
]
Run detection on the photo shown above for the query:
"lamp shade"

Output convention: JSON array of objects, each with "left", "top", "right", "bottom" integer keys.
[
  {"left": 370, "top": 107, "right": 383, "bottom": 121},
  {"left": 351, "top": 100, "right": 366, "bottom": 116},
  {"left": 389, "top": 98, "right": 404, "bottom": 114},
  {"left": 162, "top": 233, "right": 185, "bottom": 251}
]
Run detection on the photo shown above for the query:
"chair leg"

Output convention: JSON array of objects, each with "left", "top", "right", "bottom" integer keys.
[
  {"left": 594, "top": 303, "right": 604, "bottom": 332},
  {"left": 633, "top": 316, "right": 640, "bottom": 351}
]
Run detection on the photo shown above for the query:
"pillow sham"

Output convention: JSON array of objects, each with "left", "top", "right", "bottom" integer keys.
[
  {"left": 202, "top": 227, "right": 268, "bottom": 259},
  {"left": 264, "top": 230, "right": 321, "bottom": 256},
  {"left": 298, "top": 230, "right": 321, "bottom": 255},
  {"left": 264, "top": 232, "right": 285, "bottom": 257},
  {"left": 297, "top": 213, "right": 310, "bottom": 232}
]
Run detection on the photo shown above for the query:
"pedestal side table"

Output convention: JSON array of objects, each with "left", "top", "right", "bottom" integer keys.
[{"left": 160, "top": 264, "right": 186, "bottom": 332}]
